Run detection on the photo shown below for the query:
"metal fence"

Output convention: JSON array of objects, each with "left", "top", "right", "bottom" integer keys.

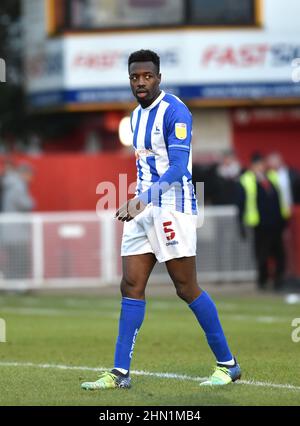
[{"left": 0, "top": 207, "right": 255, "bottom": 290}]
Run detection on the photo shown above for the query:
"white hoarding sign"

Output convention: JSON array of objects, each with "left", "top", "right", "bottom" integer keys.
[
  {"left": 26, "top": 30, "right": 300, "bottom": 106},
  {"left": 65, "top": 31, "right": 300, "bottom": 86}
]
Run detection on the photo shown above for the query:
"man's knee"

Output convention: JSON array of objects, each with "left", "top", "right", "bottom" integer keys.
[
  {"left": 120, "top": 275, "right": 146, "bottom": 299},
  {"left": 173, "top": 278, "right": 201, "bottom": 303},
  {"left": 173, "top": 279, "right": 193, "bottom": 300}
]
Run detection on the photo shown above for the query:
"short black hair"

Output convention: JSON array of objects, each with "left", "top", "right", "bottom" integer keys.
[
  {"left": 128, "top": 49, "right": 160, "bottom": 74},
  {"left": 251, "top": 152, "right": 264, "bottom": 164}
]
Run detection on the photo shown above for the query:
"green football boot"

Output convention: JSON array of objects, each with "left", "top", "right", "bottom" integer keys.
[
  {"left": 81, "top": 371, "right": 131, "bottom": 390},
  {"left": 200, "top": 360, "right": 241, "bottom": 386}
]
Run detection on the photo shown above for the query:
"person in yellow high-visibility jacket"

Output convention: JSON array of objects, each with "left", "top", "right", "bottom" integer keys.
[{"left": 237, "top": 153, "right": 290, "bottom": 291}]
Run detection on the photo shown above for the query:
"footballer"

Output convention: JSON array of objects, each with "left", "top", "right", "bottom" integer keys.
[{"left": 81, "top": 49, "right": 241, "bottom": 390}]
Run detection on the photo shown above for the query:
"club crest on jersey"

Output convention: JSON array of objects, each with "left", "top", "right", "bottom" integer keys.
[
  {"left": 175, "top": 123, "right": 187, "bottom": 140},
  {"left": 153, "top": 123, "right": 161, "bottom": 135}
]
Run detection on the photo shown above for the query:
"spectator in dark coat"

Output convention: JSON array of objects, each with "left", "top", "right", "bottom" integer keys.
[
  {"left": 237, "top": 153, "right": 290, "bottom": 291},
  {"left": 266, "top": 152, "right": 300, "bottom": 206},
  {"left": 213, "top": 150, "right": 242, "bottom": 205}
]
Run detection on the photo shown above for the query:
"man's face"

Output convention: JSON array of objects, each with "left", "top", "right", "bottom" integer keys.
[
  {"left": 267, "top": 154, "right": 282, "bottom": 170},
  {"left": 223, "top": 154, "right": 234, "bottom": 166},
  {"left": 129, "top": 61, "right": 161, "bottom": 107},
  {"left": 252, "top": 160, "right": 265, "bottom": 175}
]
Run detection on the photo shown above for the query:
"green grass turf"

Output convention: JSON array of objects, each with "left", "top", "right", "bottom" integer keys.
[{"left": 0, "top": 292, "right": 300, "bottom": 406}]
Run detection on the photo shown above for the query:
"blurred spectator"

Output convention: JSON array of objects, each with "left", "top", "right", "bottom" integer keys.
[
  {"left": 198, "top": 150, "right": 242, "bottom": 205},
  {"left": 27, "top": 133, "right": 42, "bottom": 156},
  {"left": 237, "top": 153, "right": 290, "bottom": 291},
  {"left": 266, "top": 152, "right": 300, "bottom": 206},
  {"left": 84, "top": 130, "right": 102, "bottom": 153},
  {"left": 1, "top": 162, "right": 35, "bottom": 279},
  {"left": 192, "top": 163, "right": 212, "bottom": 204},
  {"left": 2, "top": 162, "right": 35, "bottom": 213},
  {"left": 217, "top": 150, "right": 241, "bottom": 180},
  {"left": 0, "top": 159, "right": 15, "bottom": 212}
]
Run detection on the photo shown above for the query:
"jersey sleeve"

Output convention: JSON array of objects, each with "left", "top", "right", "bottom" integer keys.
[
  {"left": 164, "top": 104, "right": 192, "bottom": 152},
  {"left": 138, "top": 148, "right": 189, "bottom": 206}
]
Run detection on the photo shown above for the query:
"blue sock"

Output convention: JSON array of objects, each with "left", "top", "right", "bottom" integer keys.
[
  {"left": 189, "top": 291, "right": 233, "bottom": 363},
  {"left": 114, "top": 297, "right": 146, "bottom": 372}
]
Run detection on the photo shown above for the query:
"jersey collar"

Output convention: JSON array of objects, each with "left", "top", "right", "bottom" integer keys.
[{"left": 141, "top": 90, "right": 165, "bottom": 111}]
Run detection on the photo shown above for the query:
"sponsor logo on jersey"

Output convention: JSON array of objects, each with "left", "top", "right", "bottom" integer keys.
[
  {"left": 135, "top": 148, "right": 155, "bottom": 159},
  {"left": 175, "top": 123, "right": 187, "bottom": 140}
]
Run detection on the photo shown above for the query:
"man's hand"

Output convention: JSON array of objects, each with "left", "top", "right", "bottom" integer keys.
[{"left": 115, "top": 198, "right": 146, "bottom": 222}]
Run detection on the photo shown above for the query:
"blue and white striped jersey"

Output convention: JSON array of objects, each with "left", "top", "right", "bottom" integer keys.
[{"left": 131, "top": 90, "right": 198, "bottom": 215}]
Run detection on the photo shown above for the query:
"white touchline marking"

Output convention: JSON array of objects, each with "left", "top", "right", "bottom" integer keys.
[
  {"left": 0, "top": 361, "right": 299, "bottom": 391},
  {"left": 0, "top": 307, "right": 119, "bottom": 319},
  {"left": 0, "top": 307, "right": 291, "bottom": 323},
  {"left": 222, "top": 314, "right": 288, "bottom": 324}
]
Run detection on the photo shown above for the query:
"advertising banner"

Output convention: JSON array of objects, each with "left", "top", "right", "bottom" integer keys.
[{"left": 26, "top": 30, "right": 300, "bottom": 107}]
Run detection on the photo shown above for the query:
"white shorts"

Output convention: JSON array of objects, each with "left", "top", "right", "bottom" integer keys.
[{"left": 121, "top": 205, "right": 197, "bottom": 263}]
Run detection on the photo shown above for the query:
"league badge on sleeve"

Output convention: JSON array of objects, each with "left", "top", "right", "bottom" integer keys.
[{"left": 175, "top": 123, "right": 187, "bottom": 140}]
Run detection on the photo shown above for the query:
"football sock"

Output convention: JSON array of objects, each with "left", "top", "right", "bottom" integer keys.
[
  {"left": 111, "top": 368, "right": 129, "bottom": 377},
  {"left": 189, "top": 291, "right": 233, "bottom": 363},
  {"left": 217, "top": 358, "right": 235, "bottom": 367},
  {"left": 112, "top": 368, "right": 129, "bottom": 376},
  {"left": 114, "top": 297, "right": 146, "bottom": 373}
]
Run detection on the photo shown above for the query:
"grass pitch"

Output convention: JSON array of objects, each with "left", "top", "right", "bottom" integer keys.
[{"left": 0, "top": 291, "right": 299, "bottom": 406}]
